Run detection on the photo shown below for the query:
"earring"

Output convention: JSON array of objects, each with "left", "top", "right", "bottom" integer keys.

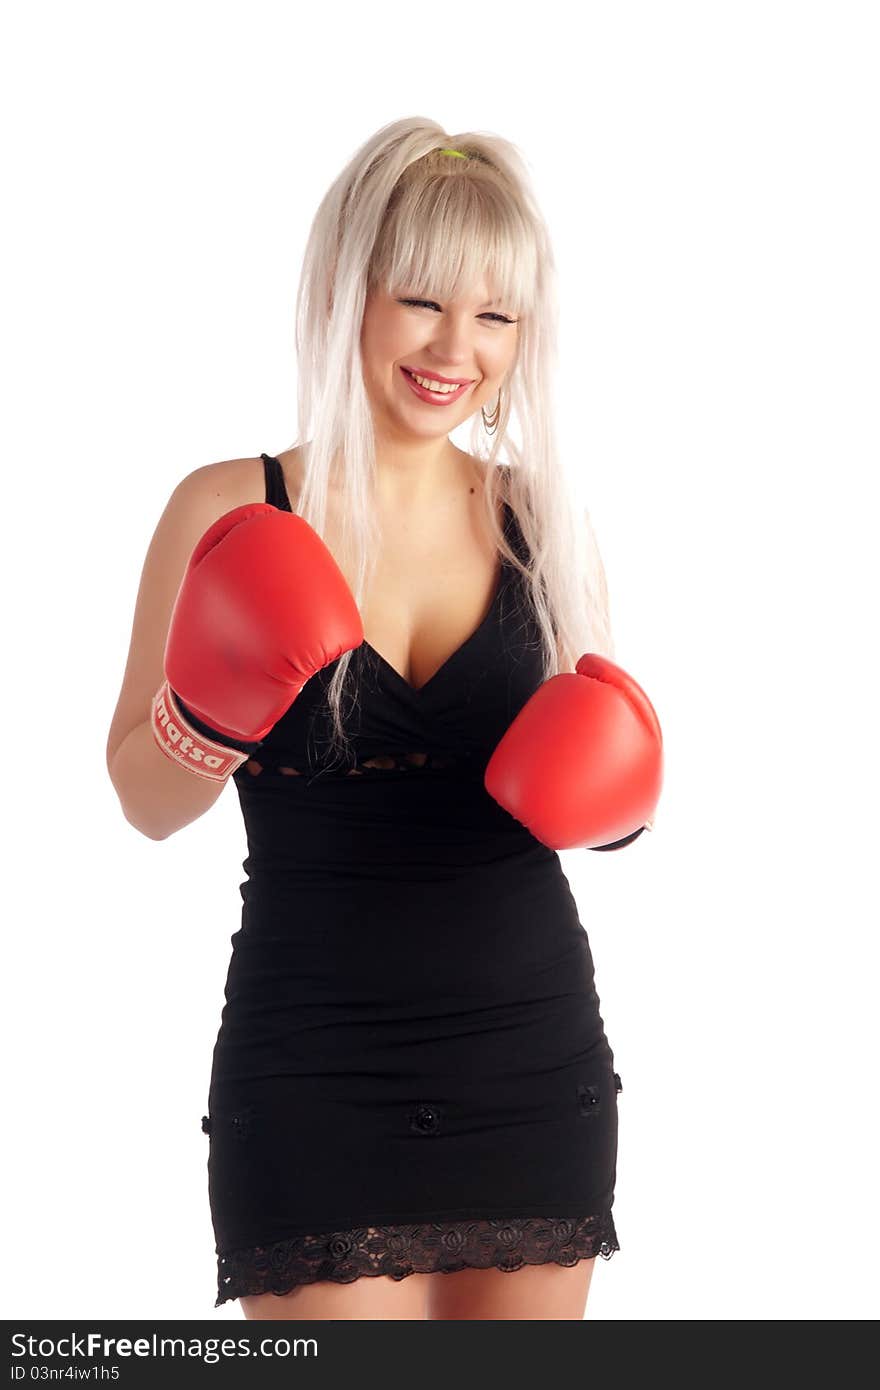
[{"left": 482, "top": 386, "right": 502, "bottom": 435}]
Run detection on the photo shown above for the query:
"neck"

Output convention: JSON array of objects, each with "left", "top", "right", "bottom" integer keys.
[{"left": 372, "top": 432, "right": 478, "bottom": 510}]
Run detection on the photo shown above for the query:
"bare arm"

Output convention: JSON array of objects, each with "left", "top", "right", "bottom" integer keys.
[{"left": 105, "top": 461, "right": 257, "bottom": 840}]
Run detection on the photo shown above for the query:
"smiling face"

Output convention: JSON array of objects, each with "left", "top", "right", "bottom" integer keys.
[{"left": 360, "top": 281, "right": 520, "bottom": 442}]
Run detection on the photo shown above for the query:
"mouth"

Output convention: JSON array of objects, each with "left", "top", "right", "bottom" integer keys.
[{"left": 400, "top": 366, "right": 475, "bottom": 405}]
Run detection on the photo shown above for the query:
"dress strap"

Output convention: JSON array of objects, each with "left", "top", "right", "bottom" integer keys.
[{"left": 261, "top": 453, "right": 292, "bottom": 511}]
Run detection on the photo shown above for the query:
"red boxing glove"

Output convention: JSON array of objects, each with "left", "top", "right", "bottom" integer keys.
[
  {"left": 484, "top": 653, "right": 663, "bottom": 851},
  {"left": 151, "top": 503, "right": 364, "bottom": 781}
]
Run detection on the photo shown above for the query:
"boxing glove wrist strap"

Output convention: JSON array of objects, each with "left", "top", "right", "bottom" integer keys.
[{"left": 150, "top": 678, "right": 259, "bottom": 782}]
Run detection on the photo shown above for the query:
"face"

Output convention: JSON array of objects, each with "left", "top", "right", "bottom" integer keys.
[{"left": 360, "top": 280, "right": 519, "bottom": 440}]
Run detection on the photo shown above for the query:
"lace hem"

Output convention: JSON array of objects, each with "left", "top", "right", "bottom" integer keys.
[{"left": 215, "top": 1212, "right": 620, "bottom": 1306}]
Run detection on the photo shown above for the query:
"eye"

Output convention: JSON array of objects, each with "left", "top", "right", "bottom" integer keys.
[{"left": 398, "top": 298, "right": 516, "bottom": 325}]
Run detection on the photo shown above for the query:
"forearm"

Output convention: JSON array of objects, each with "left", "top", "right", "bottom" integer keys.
[{"left": 108, "top": 719, "right": 228, "bottom": 841}]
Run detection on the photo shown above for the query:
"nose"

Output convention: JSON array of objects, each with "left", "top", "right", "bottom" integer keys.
[{"left": 426, "top": 311, "right": 478, "bottom": 372}]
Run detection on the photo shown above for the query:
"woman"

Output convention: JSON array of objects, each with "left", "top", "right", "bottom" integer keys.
[{"left": 106, "top": 117, "right": 661, "bottom": 1320}]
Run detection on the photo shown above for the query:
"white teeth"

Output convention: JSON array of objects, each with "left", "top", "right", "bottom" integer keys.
[{"left": 409, "top": 371, "right": 464, "bottom": 394}]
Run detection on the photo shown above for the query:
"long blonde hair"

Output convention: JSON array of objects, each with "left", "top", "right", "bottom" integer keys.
[{"left": 285, "top": 116, "right": 613, "bottom": 765}]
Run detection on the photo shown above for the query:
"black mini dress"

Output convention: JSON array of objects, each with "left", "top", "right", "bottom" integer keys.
[{"left": 202, "top": 453, "right": 623, "bottom": 1307}]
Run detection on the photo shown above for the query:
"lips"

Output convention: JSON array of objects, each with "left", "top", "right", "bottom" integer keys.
[
  {"left": 400, "top": 367, "right": 474, "bottom": 405},
  {"left": 401, "top": 367, "right": 473, "bottom": 386}
]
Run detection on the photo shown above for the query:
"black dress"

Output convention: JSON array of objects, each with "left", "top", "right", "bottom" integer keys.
[{"left": 203, "top": 453, "right": 623, "bottom": 1307}]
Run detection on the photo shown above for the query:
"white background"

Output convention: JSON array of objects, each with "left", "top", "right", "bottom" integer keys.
[{"left": 3, "top": 0, "right": 877, "bottom": 1320}]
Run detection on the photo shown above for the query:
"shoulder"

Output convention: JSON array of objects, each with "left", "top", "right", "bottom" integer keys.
[
  {"left": 178, "top": 448, "right": 304, "bottom": 510},
  {"left": 181, "top": 452, "right": 265, "bottom": 507}
]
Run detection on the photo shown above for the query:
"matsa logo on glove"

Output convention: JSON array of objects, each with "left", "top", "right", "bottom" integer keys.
[{"left": 151, "top": 679, "right": 249, "bottom": 783}]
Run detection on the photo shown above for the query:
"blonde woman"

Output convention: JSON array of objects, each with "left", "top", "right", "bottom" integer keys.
[{"left": 106, "top": 117, "right": 661, "bottom": 1321}]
